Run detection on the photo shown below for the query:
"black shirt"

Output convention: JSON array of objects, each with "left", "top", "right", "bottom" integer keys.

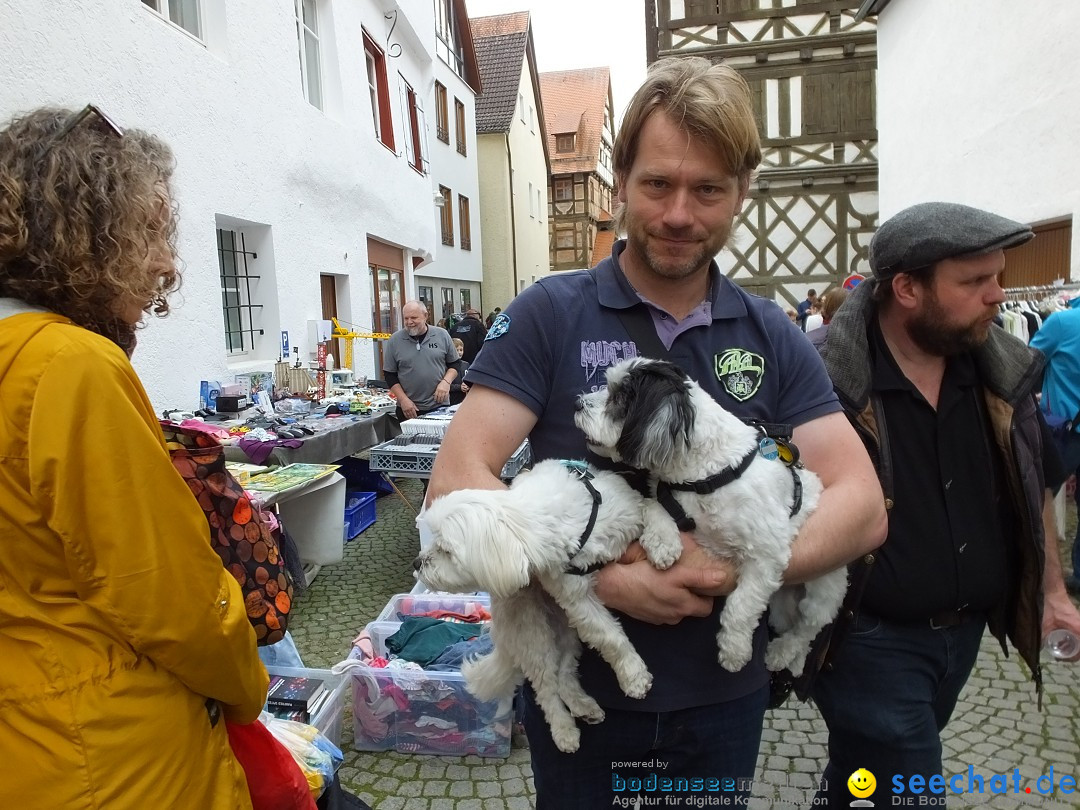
[{"left": 862, "top": 320, "right": 1012, "bottom": 620}]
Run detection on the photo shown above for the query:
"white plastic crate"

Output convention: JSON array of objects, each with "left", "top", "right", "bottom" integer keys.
[
  {"left": 368, "top": 438, "right": 530, "bottom": 479},
  {"left": 349, "top": 621, "right": 512, "bottom": 757}
]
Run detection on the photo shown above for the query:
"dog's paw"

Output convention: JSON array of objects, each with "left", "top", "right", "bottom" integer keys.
[
  {"left": 551, "top": 725, "right": 581, "bottom": 754},
  {"left": 617, "top": 663, "right": 653, "bottom": 699},
  {"left": 567, "top": 695, "right": 605, "bottom": 724},
  {"left": 639, "top": 530, "right": 681, "bottom": 570},
  {"left": 717, "top": 635, "right": 753, "bottom": 673},
  {"left": 766, "top": 638, "right": 809, "bottom": 675}
]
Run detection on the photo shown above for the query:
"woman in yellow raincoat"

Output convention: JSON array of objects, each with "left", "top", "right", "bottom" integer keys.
[{"left": 0, "top": 107, "right": 268, "bottom": 809}]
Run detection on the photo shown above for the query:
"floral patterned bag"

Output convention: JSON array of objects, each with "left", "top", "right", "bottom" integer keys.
[{"left": 162, "top": 422, "right": 294, "bottom": 645}]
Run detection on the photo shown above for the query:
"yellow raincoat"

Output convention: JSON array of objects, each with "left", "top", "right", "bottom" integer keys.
[{"left": 0, "top": 310, "right": 268, "bottom": 809}]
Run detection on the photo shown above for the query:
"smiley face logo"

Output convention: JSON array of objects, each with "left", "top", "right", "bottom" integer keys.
[{"left": 847, "top": 768, "right": 877, "bottom": 798}]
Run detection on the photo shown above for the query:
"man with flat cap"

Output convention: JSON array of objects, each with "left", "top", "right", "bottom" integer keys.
[{"left": 811, "top": 201, "right": 1080, "bottom": 806}]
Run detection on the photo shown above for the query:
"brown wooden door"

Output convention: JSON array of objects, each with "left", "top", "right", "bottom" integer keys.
[{"left": 319, "top": 275, "right": 342, "bottom": 366}]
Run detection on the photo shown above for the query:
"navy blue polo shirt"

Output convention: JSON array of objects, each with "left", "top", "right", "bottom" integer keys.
[{"left": 467, "top": 240, "right": 841, "bottom": 711}]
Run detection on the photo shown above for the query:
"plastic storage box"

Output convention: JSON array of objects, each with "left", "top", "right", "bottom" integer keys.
[
  {"left": 265, "top": 665, "right": 348, "bottom": 748},
  {"left": 349, "top": 621, "right": 512, "bottom": 757},
  {"left": 368, "top": 438, "right": 531, "bottom": 479},
  {"left": 376, "top": 591, "right": 492, "bottom": 624},
  {"left": 344, "top": 491, "right": 377, "bottom": 539}
]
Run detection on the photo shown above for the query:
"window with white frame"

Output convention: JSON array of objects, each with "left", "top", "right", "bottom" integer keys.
[
  {"left": 295, "top": 0, "right": 322, "bottom": 109},
  {"left": 528, "top": 182, "right": 535, "bottom": 218},
  {"left": 141, "top": 0, "right": 202, "bottom": 39},
  {"left": 217, "top": 227, "right": 265, "bottom": 354},
  {"left": 519, "top": 93, "right": 524, "bottom": 123}
]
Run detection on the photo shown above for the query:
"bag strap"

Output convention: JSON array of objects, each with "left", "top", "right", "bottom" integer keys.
[{"left": 616, "top": 304, "right": 670, "bottom": 360}]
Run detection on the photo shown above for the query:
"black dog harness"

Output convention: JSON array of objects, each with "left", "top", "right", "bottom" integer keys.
[
  {"left": 656, "top": 430, "right": 805, "bottom": 533},
  {"left": 561, "top": 461, "right": 607, "bottom": 575}
]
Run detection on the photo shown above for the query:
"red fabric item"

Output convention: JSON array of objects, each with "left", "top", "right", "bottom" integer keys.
[{"left": 226, "top": 719, "right": 317, "bottom": 810}]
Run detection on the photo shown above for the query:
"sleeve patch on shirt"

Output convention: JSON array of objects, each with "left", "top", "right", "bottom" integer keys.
[{"left": 485, "top": 313, "right": 511, "bottom": 341}]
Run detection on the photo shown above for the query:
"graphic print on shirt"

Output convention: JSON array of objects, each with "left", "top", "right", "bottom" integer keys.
[
  {"left": 485, "top": 313, "right": 511, "bottom": 341},
  {"left": 715, "top": 348, "right": 764, "bottom": 401},
  {"left": 581, "top": 339, "right": 640, "bottom": 387}
]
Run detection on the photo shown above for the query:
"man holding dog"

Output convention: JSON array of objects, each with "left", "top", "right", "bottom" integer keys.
[
  {"left": 812, "top": 201, "right": 1080, "bottom": 806},
  {"left": 430, "top": 56, "right": 886, "bottom": 809}
]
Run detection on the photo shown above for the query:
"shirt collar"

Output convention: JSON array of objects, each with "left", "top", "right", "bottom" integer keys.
[
  {"left": 870, "top": 317, "right": 980, "bottom": 393},
  {"left": 596, "top": 239, "right": 747, "bottom": 320}
]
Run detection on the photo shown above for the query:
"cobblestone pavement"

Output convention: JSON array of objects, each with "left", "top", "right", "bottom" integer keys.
[{"left": 290, "top": 478, "right": 1080, "bottom": 810}]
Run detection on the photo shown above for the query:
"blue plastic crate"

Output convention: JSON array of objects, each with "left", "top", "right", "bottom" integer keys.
[{"left": 345, "top": 491, "right": 377, "bottom": 540}]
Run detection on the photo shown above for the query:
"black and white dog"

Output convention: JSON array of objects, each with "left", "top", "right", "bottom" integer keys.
[{"left": 574, "top": 357, "right": 847, "bottom": 675}]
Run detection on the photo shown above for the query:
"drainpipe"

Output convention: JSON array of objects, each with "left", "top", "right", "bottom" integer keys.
[{"left": 505, "top": 133, "right": 519, "bottom": 300}]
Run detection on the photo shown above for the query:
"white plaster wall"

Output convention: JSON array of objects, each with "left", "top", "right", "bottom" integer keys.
[
  {"left": 507, "top": 58, "right": 550, "bottom": 295},
  {"left": 424, "top": 56, "right": 483, "bottom": 293},
  {"left": 876, "top": 0, "right": 1080, "bottom": 277},
  {"left": 0, "top": 0, "right": 439, "bottom": 410}
]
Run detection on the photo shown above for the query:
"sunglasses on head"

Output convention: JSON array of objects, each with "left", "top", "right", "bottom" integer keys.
[{"left": 38, "top": 104, "right": 125, "bottom": 161}]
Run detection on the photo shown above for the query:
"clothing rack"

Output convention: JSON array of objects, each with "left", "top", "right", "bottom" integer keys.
[{"left": 1002, "top": 282, "right": 1080, "bottom": 300}]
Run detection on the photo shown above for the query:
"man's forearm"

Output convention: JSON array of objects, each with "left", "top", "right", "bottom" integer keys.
[
  {"left": 1041, "top": 490, "right": 1070, "bottom": 596},
  {"left": 785, "top": 475, "right": 887, "bottom": 584}
]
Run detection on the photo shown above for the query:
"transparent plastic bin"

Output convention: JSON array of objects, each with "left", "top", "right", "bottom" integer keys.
[
  {"left": 265, "top": 665, "right": 347, "bottom": 748},
  {"left": 376, "top": 592, "right": 492, "bottom": 623},
  {"left": 349, "top": 621, "right": 511, "bottom": 757}
]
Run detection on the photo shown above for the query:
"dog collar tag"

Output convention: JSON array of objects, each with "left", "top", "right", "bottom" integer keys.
[
  {"left": 758, "top": 437, "right": 780, "bottom": 461},
  {"left": 560, "top": 459, "right": 592, "bottom": 479}
]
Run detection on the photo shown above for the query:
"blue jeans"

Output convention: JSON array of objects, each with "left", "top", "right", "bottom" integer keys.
[
  {"left": 812, "top": 611, "right": 986, "bottom": 806},
  {"left": 257, "top": 631, "right": 305, "bottom": 668},
  {"left": 522, "top": 683, "right": 768, "bottom": 809}
]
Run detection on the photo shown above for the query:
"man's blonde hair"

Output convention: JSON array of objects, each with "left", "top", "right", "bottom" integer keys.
[{"left": 613, "top": 57, "right": 761, "bottom": 232}]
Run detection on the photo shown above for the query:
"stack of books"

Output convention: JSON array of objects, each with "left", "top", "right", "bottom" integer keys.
[{"left": 265, "top": 674, "right": 328, "bottom": 724}]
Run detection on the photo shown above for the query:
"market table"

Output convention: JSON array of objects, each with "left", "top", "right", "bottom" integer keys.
[{"left": 224, "top": 409, "right": 400, "bottom": 466}]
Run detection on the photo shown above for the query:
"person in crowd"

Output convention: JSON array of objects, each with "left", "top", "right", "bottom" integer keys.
[
  {"left": 428, "top": 57, "right": 886, "bottom": 809},
  {"left": 451, "top": 307, "right": 487, "bottom": 363},
  {"left": 806, "top": 287, "right": 848, "bottom": 349},
  {"left": 0, "top": 105, "right": 268, "bottom": 808},
  {"left": 449, "top": 337, "right": 471, "bottom": 405},
  {"left": 797, "top": 288, "right": 817, "bottom": 331},
  {"left": 383, "top": 299, "right": 462, "bottom": 421},
  {"left": 785, "top": 306, "right": 798, "bottom": 323},
  {"left": 1030, "top": 298, "right": 1080, "bottom": 594},
  {"left": 804, "top": 298, "right": 824, "bottom": 332},
  {"left": 485, "top": 306, "right": 501, "bottom": 329},
  {"left": 812, "top": 201, "right": 1080, "bottom": 806}
]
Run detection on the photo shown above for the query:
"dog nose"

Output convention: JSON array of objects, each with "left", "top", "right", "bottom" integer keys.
[
  {"left": 412, "top": 557, "right": 422, "bottom": 571},
  {"left": 574, "top": 396, "right": 585, "bottom": 412}
]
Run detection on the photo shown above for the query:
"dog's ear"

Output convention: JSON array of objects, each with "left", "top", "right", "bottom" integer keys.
[
  {"left": 615, "top": 361, "right": 695, "bottom": 470},
  {"left": 453, "top": 500, "right": 532, "bottom": 598}
]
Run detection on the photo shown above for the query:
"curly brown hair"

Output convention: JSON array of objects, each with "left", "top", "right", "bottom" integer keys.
[{"left": 0, "top": 106, "right": 181, "bottom": 353}]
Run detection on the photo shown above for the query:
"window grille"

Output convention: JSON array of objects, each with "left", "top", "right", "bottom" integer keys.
[{"left": 218, "top": 229, "right": 263, "bottom": 353}]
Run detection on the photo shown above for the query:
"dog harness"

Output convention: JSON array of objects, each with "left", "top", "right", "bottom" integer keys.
[
  {"left": 560, "top": 460, "right": 607, "bottom": 576},
  {"left": 656, "top": 430, "right": 805, "bottom": 533}
]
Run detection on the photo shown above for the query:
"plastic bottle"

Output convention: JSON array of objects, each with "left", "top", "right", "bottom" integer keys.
[{"left": 1044, "top": 628, "right": 1080, "bottom": 660}]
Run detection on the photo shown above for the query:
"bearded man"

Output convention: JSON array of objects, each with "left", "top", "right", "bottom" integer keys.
[
  {"left": 812, "top": 202, "right": 1080, "bottom": 806},
  {"left": 383, "top": 300, "right": 461, "bottom": 421}
]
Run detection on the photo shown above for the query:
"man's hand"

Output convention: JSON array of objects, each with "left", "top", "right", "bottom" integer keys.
[
  {"left": 434, "top": 380, "right": 451, "bottom": 404},
  {"left": 595, "top": 533, "right": 736, "bottom": 625},
  {"left": 400, "top": 395, "right": 418, "bottom": 420},
  {"left": 1042, "top": 591, "right": 1080, "bottom": 663}
]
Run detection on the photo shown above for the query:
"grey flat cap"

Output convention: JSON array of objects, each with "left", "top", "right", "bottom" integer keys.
[{"left": 870, "top": 202, "right": 1033, "bottom": 280}]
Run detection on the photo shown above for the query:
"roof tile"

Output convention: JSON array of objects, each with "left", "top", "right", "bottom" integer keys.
[
  {"left": 471, "top": 14, "right": 530, "bottom": 134},
  {"left": 539, "top": 67, "right": 611, "bottom": 175}
]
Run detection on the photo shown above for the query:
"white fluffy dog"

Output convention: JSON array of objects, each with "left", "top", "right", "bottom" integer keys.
[
  {"left": 574, "top": 357, "right": 847, "bottom": 675},
  {"left": 415, "top": 459, "right": 664, "bottom": 753}
]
